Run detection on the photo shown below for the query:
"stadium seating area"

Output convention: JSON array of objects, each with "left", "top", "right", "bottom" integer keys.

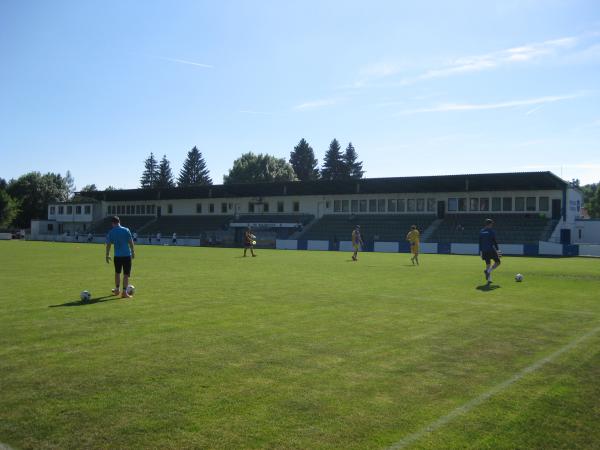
[
  {"left": 301, "top": 214, "right": 436, "bottom": 241},
  {"left": 426, "top": 214, "right": 556, "bottom": 244},
  {"left": 89, "top": 216, "right": 154, "bottom": 234},
  {"left": 140, "top": 215, "right": 232, "bottom": 237},
  {"left": 234, "top": 214, "right": 314, "bottom": 224}
]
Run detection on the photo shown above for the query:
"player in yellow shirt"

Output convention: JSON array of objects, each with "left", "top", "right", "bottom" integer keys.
[
  {"left": 406, "top": 225, "right": 420, "bottom": 265},
  {"left": 351, "top": 225, "right": 363, "bottom": 261}
]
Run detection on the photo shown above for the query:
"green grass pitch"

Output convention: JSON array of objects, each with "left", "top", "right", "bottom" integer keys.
[{"left": 1, "top": 241, "right": 599, "bottom": 449}]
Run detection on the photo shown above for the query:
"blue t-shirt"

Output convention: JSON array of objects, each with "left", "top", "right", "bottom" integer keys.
[
  {"left": 479, "top": 228, "right": 498, "bottom": 252},
  {"left": 106, "top": 225, "right": 133, "bottom": 257}
]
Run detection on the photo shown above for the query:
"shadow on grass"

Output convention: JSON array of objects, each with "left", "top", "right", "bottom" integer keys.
[
  {"left": 476, "top": 283, "right": 501, "bottom": 291},
  {"left": 49, "top": 295, "right": 117, "bottom": 308}
]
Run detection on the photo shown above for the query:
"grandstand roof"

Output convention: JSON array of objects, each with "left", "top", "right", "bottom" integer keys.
[{"left": 83, "top": 172, "right": 567, "bottom": 201}]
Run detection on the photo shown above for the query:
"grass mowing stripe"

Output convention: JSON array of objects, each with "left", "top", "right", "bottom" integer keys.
[{"left": 386, "top": 322, "right": 600, "bottom": 450}]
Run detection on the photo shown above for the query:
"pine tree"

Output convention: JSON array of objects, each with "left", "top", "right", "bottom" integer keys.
[
  {"left": 178, "top": 146, "right": 212, "bottom": 186},
  {"left": 289, "top": 138, "right": 319, "bottom": 181},
  {"left": 157, "top": 155, "right": 175, "bottom": 188},
  {"left": 320, "top": 139, "right": 346, "bottom": 180},
  {"left": 140, "top": 153, "right": 159, "bottom": 189},
  {"left": 343, "top": 142, "right": 364, "bottom": 179}
]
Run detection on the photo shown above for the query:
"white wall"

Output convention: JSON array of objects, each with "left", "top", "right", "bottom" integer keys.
[
  {"left": 276, "top": 239, "right": 298, "bottom": 250},
  {"left": 0, "top": 233, "right": 11, "bottom": 240},
  {"left": 307, "top": 240, "right": 329, "bottom": 251},
  {"left": 451, "top": 243, "right": 479, "bottom": 255},
  {"left": 573, "top": 220, "right": 600, "bottom": 244},
  {"left": 578, "top": 244, "right": 600, "bottom": 257},
  {"left": 539, "top": 241, "right": 563, "bottom": 255},
  {"left": 419, "top": 243, "right": 438, "bottom": 254}
]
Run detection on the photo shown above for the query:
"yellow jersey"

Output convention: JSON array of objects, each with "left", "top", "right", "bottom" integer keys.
[{"left": 406, "top": 229, "right": 420, "bottom": 244}]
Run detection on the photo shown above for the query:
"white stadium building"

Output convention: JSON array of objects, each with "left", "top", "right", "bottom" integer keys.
[{"left": 30, "top": 171, "right": 600, "bottom": 257}]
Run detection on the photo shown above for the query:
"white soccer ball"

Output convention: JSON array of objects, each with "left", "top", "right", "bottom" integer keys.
[
  {"left": 252, "top": 240, "right": 257, "bottom": 245},
  {"left": 126, "top": 284, "right": 136, "bottom": 295},
  {"left": 80, "top": 290, "right": 91, "bottom": 302},
  {"left": 515, "top": 273, "right": 523, "bottom": 282}
]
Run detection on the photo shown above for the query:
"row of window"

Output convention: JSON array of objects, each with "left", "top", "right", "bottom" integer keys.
[
  {"left": 50, "top": 205, "right": 92, "bottom": 215},
  {"left": 447, "top": 196, "right": 549, "bottom": 212},
  {"left": 333, "top": 198, "right": 437, "bottom": 213},
  {"left": 107, "top": 201, "right": 302, "bottom": 216}
]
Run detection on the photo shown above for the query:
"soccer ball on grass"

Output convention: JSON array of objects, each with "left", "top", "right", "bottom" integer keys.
[
  {"left": 80, "top": 290, "right": 91, "bottom": 302},
  {"left": 515, "top": 273, "right": 524, "bottom": 282},
  {"left": 126, "top": 285, "right": 136, "bottom": 296}
]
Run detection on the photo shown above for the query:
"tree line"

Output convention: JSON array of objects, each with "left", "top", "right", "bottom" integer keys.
[{"left": 137, "top": 138, "right": 364, "bottom": 189}]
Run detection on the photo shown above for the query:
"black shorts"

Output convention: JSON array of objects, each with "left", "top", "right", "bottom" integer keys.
[
  {"left": 113, "top": 256, "right": 132, "bottom": 275},
  {"left": 481, "top": 250, "right": 500, "bottom": 264}
]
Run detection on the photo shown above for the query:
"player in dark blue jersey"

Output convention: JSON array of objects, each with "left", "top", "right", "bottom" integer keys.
[{"left": 479, "top": 218, "right": 501, "bottom": 283}]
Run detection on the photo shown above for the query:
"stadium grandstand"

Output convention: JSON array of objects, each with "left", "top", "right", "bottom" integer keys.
[{"left": 31, "top": 171, "right": 587, "bottom": 255}]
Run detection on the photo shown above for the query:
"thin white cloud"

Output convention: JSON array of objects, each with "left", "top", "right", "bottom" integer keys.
[
  {"left": 293, "top": 98, "right": 341, "bottom": 111},
  {"left": 525, "top": 105, "right": 545, "bottom": 116},
  {"left": 156, "top": 56, "right": 214, "bottom": 68},
  {"left": 349, "top": 32, "right": 595, "bottom": 88},
  {"left": 399, "top": 93, "right": 581, "bottom": 115}
]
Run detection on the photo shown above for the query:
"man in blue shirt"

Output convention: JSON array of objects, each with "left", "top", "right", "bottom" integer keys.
[
  {"left": 105, "top": 216, "right": 135, "bottom": 298},
  {"left": 479, "top": 218, "right": 501, "bottom": 283}
]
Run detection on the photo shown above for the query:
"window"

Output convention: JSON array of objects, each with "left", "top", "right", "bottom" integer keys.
[
  {"left": 67, "top": 206, "right": 73, "bottom": 214},
  {"left": 388, "top": 199, "right": 397, "bottom": 212},
  {"left": 539, "top": 196, "right": 549, "bottom": 211},
  {"left": 325, "top": 201, "right": 330, "bottom": 209},
  {"left": 458, "top": 198, "right": 467, "bottom": 212},
  {"left": 47, "top": 223, "right": 54, "bottom": 231},
  {"left": 166, "top": 204, "right": 172, "bottom": 214},
  {"left": 125, "top": 205, "right": 131, "bottom": 214},
  {"left": 369, "top": 199, "right": 377, "bottom": 212},
  {"left": 263, "top": 202, "right": 269, "bottom": 213},
  {"left": 526, "top": 197, "right": 536, "bottom": 211},
  {"left": 248, "top": 203, "right": 254, "bottom": 213},
  {"left": 150, "top": 205, "right": 155, "bottom": 214},
  {"left": 196, "top": 203, "right": 202, "bottom": 213},
  {"left": 479, "top": 198, "right": 489, "bottom": 211},
  {"left": 334, "top": 200, "right": 341, "bottom": 212},
  {"left": 416, "top": 199, "right": 425, "bottom": 212},
  {"left": 50, "top": 206, "right": 55, "bottom": 215},
  {"left": 342, "top": 200, "right": 349, "bottom": 212},
  {"left": 293, "top": 201, "right": 300, "bottom": 212},
  {"left": 209, "top": 203, "right": 215, "bottom": 213},
  {"left": 378, "top": 199, "right": 386, "bottom": 212},
  {"left": 515, "top": 197, "right": 525, "bottom": 211},
  {"left": 134, "top": 205, "right": 139, "bottom": 214},
  {"left": 351, "top": 200, "right": 358, "bottom": 213},
  {"left": 221, "top": 203, "right": 227, "bottom": 213},
  {"left": 492, "top": 197, "right": 501, "bottom": 211},
  {"left": 397, "top": 199, "right": 406, "bottom": 212},
  {"left": 59, "top": 206, "right": 64, "bottom": 214},
  {"left": 427, "top": 198, "right": 435, "bottom": 212},
  {"left": 503, "top": 197, "right": 512, "bottom": 211},
  {"left": 448, "top": 198, "right": 457, "bottom": 212},
  {"left": 407, "top": 199, "right": 416, "bottom": 212},
  {"left": 277, "top": 201, "right": 284, "bottom": 213},
  {"left": 75, "top": 205, "right": 81, "bottom": 214},
  {"left": 470, "top": 198, "right": 479, "bottom": 211},
  {"left": 359, "top": 199, "right": 367, "bottom": 212}
]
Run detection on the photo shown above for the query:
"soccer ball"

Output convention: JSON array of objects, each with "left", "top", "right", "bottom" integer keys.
[
  {"left": 80, "top": 290, "right": 91, "bottom": 302},
  {"left": 252, "top": 240, "right": 257, "bottom": 245},
  {"left": 126, "top": 285, "right": 136, "bottom": 295},
  {"left": 515, "top": 273, "right": 523, "bottom": 282}
]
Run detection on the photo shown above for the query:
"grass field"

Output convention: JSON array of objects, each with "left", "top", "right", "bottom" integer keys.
[{"left": 1, "top": 241, "right": 599, "bottom": 450}]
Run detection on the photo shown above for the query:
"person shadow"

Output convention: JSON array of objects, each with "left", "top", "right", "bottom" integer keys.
[
  {"left": 476, "top": 283, "right": 501, "bottom": 291},
  {"left": 49, "top": 295, "right": 117, "bottom": 307}
]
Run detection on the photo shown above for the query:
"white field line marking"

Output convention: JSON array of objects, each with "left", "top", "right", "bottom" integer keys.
[
  {"left": 0, "top": 443, "right": 14, "bottom": 450},
  {"left": 377, "top": 294, "right": 599, "bottom": 317},
  {"left": 386, "top": 323, "right": 600, "bottom": 450}
]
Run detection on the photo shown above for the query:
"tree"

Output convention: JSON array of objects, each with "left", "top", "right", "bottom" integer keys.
[
  {"left": 224, "top": 152, "right": 298, "bottom": 184},
  {"left": 343, "top": 142, "right": 364, "bottom": 179},
  {"left": 320, "top": 139, "right": 346, "bottom": 180},
  {"left": 105, "top": 186, "right": 117, "bottom": 191},
  {"left": 0, "top": 177, "right": 7, "bottom": 190},
  {"left": 65, "top": 170, "right": 76, "bottom": 198},
  {"left": 80, "top": 184, "right": 98, "bottom": 193},
  {"left": 581, "top": 182, "right": 599, "bottom": 218},
  {"left": 140, "top": 153, "right": 159, "bottom": 189},
  {"left": 6, "top": 172, "right": 69, "bottom": 228},
  {"left": 289, "top": 138, "right": 319, "bottom": 181},
  {"left": 157, "top": 155, "right": 175, "bottom": 188},
  {"left": 178, "top": 146, "right": 212, "bottom": 186},
  {"left": 0, "top": 189, "right": 18, "bottom": 229}
]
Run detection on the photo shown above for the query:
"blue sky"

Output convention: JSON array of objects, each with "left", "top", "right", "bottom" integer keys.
[{"left": 1, "top": 0, "right": 599, "bottom": 189}]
